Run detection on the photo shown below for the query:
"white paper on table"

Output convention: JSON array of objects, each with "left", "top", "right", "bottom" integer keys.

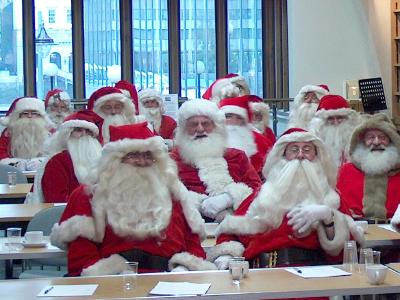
[
  {"left": 285, "top": 266, "right": 351, "bottom": 278},
  {"left": 53, "top": 203, "right": 67, "bottom": 206},
  {"left": 149, "top": 281, "right": 211, "bottom": 296},
  {"left": 379, "top": 224, "right": 399, "bottom": 233},
  {"left": 37, "top": 284, "right": 98, "bottom": 297}
]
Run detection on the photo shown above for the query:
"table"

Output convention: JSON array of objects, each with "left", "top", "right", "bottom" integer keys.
[
  {"left": 0, "top": 266, "right": 400, "bottom": 300},
  {"left": 22, "top": 171, "right": 35, "bottom": 183},
  {"left": 0, "top": 184, "right": 32, "bottom": 204},
  {"left": 365, "top": 224, "right": 400, "bottom": 248}
]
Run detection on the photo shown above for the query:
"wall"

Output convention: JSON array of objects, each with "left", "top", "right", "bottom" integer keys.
[{"left": 288, "top": 0, "right": 391, "bottom": 113}]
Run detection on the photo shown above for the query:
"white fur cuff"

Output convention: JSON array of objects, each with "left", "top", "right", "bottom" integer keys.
[
  {"left": 168, "top": 252, "right": 217, "bottom": 271},
  {"left": 225, "top": 182, "right": 252, "bottom": 209},
  {"left": 81, "top": 254, "right": 128, "bottom": 276},
  {"left": 207, "top": 241, "right": 245, "bottom": 262}
]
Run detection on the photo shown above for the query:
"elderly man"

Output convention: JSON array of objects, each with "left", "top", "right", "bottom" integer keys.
[
  {"left": 26, "top": 110, "right": 102, "bottom": 204},
  {"left": 249, "top": 97, "right": 276, "bottom": 144},
  {"left": 218, "top": 95, "right": 273, "bottom": 175},
  {"left": 45, "top": 89, "right": 72, "bottom": 128},
  {"left": 171, "top": 99, "right": 262, "bottom": 223},
  {"left": 0, "top": 97, "right": 52, "bottom": 171},
  {"left": 288, "top": 84, "right": 329, "bottom": 129},
  {"left": 202, "top": 73, "right": 250, "bottom": 104},
  {"left": 115, "top": 80, "right": 140, "bottom": 116},
  {"left": 309, "top": 95, "right": 360, "bottom": 168},
  {"left": 210, "top": 128, "right": 355, "bottom": 270},
  {"left": 51, "top": 122, "right": 215, "bottom": 276},
  {"left": 138, "top": 88, "right": 177, "bottom": 143},
  {"left": 88, "top": 86, "right": 141, "bottom": 144}
]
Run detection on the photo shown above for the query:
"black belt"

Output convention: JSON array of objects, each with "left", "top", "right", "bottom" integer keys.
[
  {"left": 119, "top": 248, "right": 169, "bottom": 271},
  {"left": 356, "top": 217, "right": 390, "bottom": 225},
  {"left": 251, "top": 247, "right": 326, "bottom": 268}
]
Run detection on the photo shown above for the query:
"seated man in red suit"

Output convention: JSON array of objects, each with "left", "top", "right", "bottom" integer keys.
[
  {"left": 50, "top": 122, "right": 216, "bottom": 276},
  {"left": 171, "top": 99, "right": 262, "bottom": 223},
  {"left": 218, "top": 95, "right": 273, "bottom": 175},
  {"left": 138, "top": 88, "right": 177, "bottom": 148},
  {"left": 115, "top": 80, "right": 140, "bottom": 116},
  {"left": 26, "top": 111, "right": 102, "bottom": 204},
  {"left": 249, "top": 97, "right": 276, "bottom": 144},
  {"left": 0, "top": 97, "right": 53, "bottom": 171},
  {"left": 210, "top": 128, "right": 358, "bottom": 272},
  {"left": 45, "top": 89, "right": 72, "bottom": 128}
]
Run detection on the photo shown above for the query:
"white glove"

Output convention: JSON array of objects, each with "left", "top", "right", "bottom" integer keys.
[
  {"left": 390, "top": 204, "right": 400, "bottom": 231},
  {"left": 214, "top": 255, "right": 233, "bottom": 270},
  {"left": 171, "top": 265, "right": 189, "bottom": 272},
  {"left": 14, "top": 159, "right": 28, "bottom": 171},
  {"left": 214, "top": 208, "right": 233, "bottom": 223},
  {"left": 287, "top": 204, "right": 333, "bottom": 234},
  {"left": 200, "top": 193, "right": 233, "bottom": 219},
  {"left": 26, "top": 157, "right": 45, "bottom": 171}
]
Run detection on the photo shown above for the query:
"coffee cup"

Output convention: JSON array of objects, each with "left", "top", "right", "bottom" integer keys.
[
  {"left": 355, "top": 220, "right": 368, "bottom": 233},
  {"left": 366, "top": 264, "right": 388, "bottom": 285},
  {"left": 24, "top": 231, "right": 44, "bottom": 244}
]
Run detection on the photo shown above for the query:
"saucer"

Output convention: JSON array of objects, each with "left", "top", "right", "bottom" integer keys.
[{"left": 22, "top": 240, "right": 48, "bottom": 248}]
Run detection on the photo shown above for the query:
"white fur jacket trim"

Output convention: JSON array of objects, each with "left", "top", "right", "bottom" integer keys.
[
  {"left": 50, "top": 215, "right": 97, "bottom": 250},
  {"left": 81, "top": 254, "right": 128, "bottom": 276},
  {"left": 206, "top": 241, "right": 245, "bottom": 262},
  {"left": 168, "top": 252, "right": 218, "bottom": 271},
  {"left": 0, "top": 157, "right": 22, "bottom": 165}
]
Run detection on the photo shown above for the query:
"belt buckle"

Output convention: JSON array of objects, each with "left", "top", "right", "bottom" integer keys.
[{"left": 268, "top": 251, "right": 277, "bottom": 268}]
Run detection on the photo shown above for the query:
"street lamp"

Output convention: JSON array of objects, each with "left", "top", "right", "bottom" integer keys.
[
  {"left": 196, "top": 60, "right": 205, "bottom": 98},
  {"left": 36, "top": 23, "right": 55, "bottom": 98},
  {"left": 43, "top": 63, "right": 58, "bottom": 90}
]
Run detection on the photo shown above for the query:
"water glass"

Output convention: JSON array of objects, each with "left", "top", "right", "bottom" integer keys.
[
  {"left": 343, "top": 240, "right": 358, "bottom": 272},
  {"left": 372, "top": 250, "right": 381, "bottom": 265},
  {"left": 6, "top": 227, "right": 22, "bottom": 251},
  {"left": 122, "top": 261, "right": 138, "bottom": 291},
  {"left": 7, "top": 171, "right": 17, "bottom": 187},
  {"left": 359, "top": 248, "right": 373, "bottom": 272},
  {"left": 229, "top": 258, "right": 245, "bottom": 285}
]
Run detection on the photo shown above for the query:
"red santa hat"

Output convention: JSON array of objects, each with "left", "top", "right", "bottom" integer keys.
[
  {"left": 1, "top": 97, "right": 46, "bottom": 126},
  {"left": 202, "top": 73, "right": 250, "bottom": 102},
  {"left": 138, "top": 88, "right": 165, "bottom": 114},
  {"left": 87, "top": 86, "right": 136, "bottom": 119},
  {"left": 45, "top": 89, "right": 71, "bottom": 109},
  {"left": 314, "top": 94, "right": 354, "bottom": 119},
  {"left": 293, "top": 84, "right": 330, "bottom": 107},
  {"left": 114, "top": 80, "right": 139, "bottom": 115},
  {"left": 218, "top": 95, "right": 253, "bottom": 122},
  {"left": 59, "top": 110, "right": 99, "bottom": 136},
  {"left": 177, "top": 99, "right": 226, "bottom": 128}
]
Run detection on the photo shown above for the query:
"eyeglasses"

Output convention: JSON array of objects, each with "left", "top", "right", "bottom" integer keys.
[
  {"left": 19, "top": 111, "right": 41, "bottom": 118},
  {"left": 123, "top": 151, "right": 153, "bottom": 161},
  {"left": 285, "top": 145, "right": 316, "bottom": 156},
  {"left": 303, "top": 93, "right": 319, "bottom": 103}
]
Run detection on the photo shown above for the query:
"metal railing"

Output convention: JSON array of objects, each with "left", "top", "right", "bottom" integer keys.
[{"left": 263, "top": 98, "right": 293, "bottom": 135}]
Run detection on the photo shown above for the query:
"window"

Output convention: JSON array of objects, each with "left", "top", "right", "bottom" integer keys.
[
  {"left": 67, "top": 9, "right": 71, "bottom": 24},
  {"left": 48, "top": 9, "right": 55, "bottom": 24}
]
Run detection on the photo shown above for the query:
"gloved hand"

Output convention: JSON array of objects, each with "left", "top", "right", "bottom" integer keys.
[
  {"left": 214, "top": 255, "right": 233, "bottom": 270},
  {"left": 200, "top": 193, "right": 233, "bottom": 219},
  {"left": 171, "top": 265, "right": 189, "bottom": 272},
  {"left": 26, "top": 157, "right": 45, "bottom": 171},
  {"left": 214, "top": 208, "right": 233, "bottom": 223},
  {"left": 390, "top": 204, "right": 400, "bottom": 231},
  {"left": 287, "top": 204, "right": 333, "bottom": 234}
]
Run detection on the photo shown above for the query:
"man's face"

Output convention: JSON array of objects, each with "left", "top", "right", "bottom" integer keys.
[
  {"left": 50, "top": 100, "right": 69, "bottom": 114},
  {"left": 363, "top": 129, "right": 391, "bottom": 150},
  {"left": 143, "top": 99, "right": 159, "bottom": 109},
  {"left": 252, "top": 111, "right": 263, "bottom": 122},
  {"left": 121, "top": 151, "right": 154, "bottom": 167},
  {"left": 185, "top": 115, "right": 215, "bottom": 139},
  {"left": 327, "top": 115, "right": 348, "bottom": 126},
  {"left": 303, "top": 92, "right": 319, "bottom": 104},
  {"left": 100, "top": 100, "right": 124, "bottom": 116},
  {"left": 225, "top": 113, "right": 246, "bottom": 126},
  {"left": 19, "top": 110, "right": 41, "bottom": 119},
  {"left": 70, "top": 127, "right": 94, "bottom": 139},
  {"left": 284, "top": 141, "right": 317, "bottom": 161}
]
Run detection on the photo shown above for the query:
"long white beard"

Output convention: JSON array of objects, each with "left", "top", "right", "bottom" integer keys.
[
  {"left": 175, "top": 128, "right": 226, "bottom": 164},
  {"left": 67, "top": 136, "right": 102, "bottom": 183},
  {"left": 92, "top": 162, "right": 172, "bottom": 240},
  {"left": 142, "top": 107, "right": 162, "bottom": 133},
  {"left": 48, "top": 111, "right": 69, "bottom": 128},
  {"left": 102, "top": 114, "right": 130, "bottom": 143},
  {"left": 290, "top": 103, "right": 318, "bottom": 129},
  {"left": 352, "top": 144, "right": 400, "bottom": 175},
  {"left": 10, "top": 118, "right": 48, "bottom": 158},
  {"left": 226, "top": 125, "right": 257, "bottom": 157},
  {"left": 252, "top": 120, "right": 265, "bottom": 133}
]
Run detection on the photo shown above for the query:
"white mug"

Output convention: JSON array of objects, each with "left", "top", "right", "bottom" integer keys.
[
  {"left": 24, "top": 231, "right": 44, "bottom": 243},
  {"left": 366, "top": 264, "right": 388, "bottom": 285}
]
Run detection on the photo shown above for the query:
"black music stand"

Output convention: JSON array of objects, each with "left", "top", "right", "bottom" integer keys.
[{"left": 358, "top": 77, "right": 387, "bottom": 113}]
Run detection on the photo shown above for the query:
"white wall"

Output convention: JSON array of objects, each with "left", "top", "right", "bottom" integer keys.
[{"left": 288, "top": 0, "right": 391, "bottom": 113}]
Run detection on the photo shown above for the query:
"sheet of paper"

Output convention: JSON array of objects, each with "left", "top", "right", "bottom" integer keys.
[
  {"left": 379, "top": 224, "right": 399, "bottom": 233},
  {"left": 53, "top": 203, "right": 67, "bottom": 206},
  {"left": 149, "top": 281, "right": 211, "bottom": 296},
  {"left": 37, "top": 284, "right": 98, "bottom": 297},
  {"left": 285, "top": 266, "right": 351, "bottom": 278}
]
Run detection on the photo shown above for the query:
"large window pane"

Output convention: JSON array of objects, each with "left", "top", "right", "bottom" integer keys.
[
  {"left": 84, "top": 0, "right": 120, "bottom": 96},
  {"left": 228, "top": 0, "right": 262, "bottom": 96},
  {"left": 133, "top": 0, "right": 169, "bottom": 94},
  {"left": 35, "top": 1, "right": 73, "bottom": 99},
  {"left": 0, "top": 0, "right": 24, "bottom": 108},
  {"left": 180, "top": 0, "right": 215, "bottom": 98}
]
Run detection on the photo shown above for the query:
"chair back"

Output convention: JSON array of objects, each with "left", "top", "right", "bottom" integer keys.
[{"left": 0, "top": 164, "right": 27, "bottom": 184}]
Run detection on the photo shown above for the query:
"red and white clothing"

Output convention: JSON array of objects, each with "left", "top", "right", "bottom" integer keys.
[
  {"left": 158, "top": 115, "right": 177, "bottom": 140},
  {"left": 250, "top": 131, "right": 273, "bottom": 174}
]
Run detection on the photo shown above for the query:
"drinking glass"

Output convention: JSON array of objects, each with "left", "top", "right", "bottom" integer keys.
[
  {"left": 121, "top": 262, "right": 138, "bottom": 291},
  {"left": 7, "top": 171, "right": 17, "bottom": 187},
  {"left": 359, "top": 248, "right": 373, "bottom": 273},
  {"left": 229, "top": 258, "right": 244, "bottom": 285},
  {"left": 6, "top": 227, "right": 22, "bottom": 251},
  {"left": 343, "top": 240, "right": 358, "bottom": 272}
]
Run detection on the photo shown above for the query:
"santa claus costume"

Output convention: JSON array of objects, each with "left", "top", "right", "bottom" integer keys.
[
  {"left": 218, "top": 95, "right": 273, "bottom": 174},
  {"left": 114, "top": 80, "right": 140, "bottom": 115},
  {"left": 45, "top": 89, "right": 72, "bottom": 128},
  {"left": 249, "top": 96, "right": 276, "bottom": 144},
  {"left": 138, "top": 88, "right": 177, "bottom": 140},
  {"left": 0, "top": 97, "right": 52, "bottom": 170},
  {"left": 309, "top": 95, "right": 361, "bottom": 168},
  {"left": 288, "top": 84, "right": 329, "bottom": 129},
  {"left": 26, "top": 110, "right": 102, "bottom": 204},
  {"left": 51, "top": 122, "right": 215, "bottom": 276},
  {"left": 202, "top": 73, "right": 250, "bottom": 104}
]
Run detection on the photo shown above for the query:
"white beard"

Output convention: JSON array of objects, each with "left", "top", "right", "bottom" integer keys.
[
  {"left": 290, "top": 103, "right": 318, "bottom": 129},
  {"left": 102, "top": 114, "right": 130, "bottom": 143},
  {"left": 92, "top": 162, "right": 172, "bottom": 240},
  {"left": 352, "top": 144, "right": 400, "bottom": 175},
  {"left": 47, "top": 111, "right": 69, "bottom": 128},
  {"left": 67, "top": 136, "right": 102, "bottom": 184},
  {"left": 226, "top": 125, "right": 257, "bottom": 157},
  {"left": 142, "top": 107, "right": 162, "bottom": 133},
  {"left": 252, "top": 120, "right": 265, "bottom": 133},
  {"left": 175, "top": 127, "right": 227, "bottom": 165},
  {"left": 9, "top": 118, "right": 49, "bottom": 158}
]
